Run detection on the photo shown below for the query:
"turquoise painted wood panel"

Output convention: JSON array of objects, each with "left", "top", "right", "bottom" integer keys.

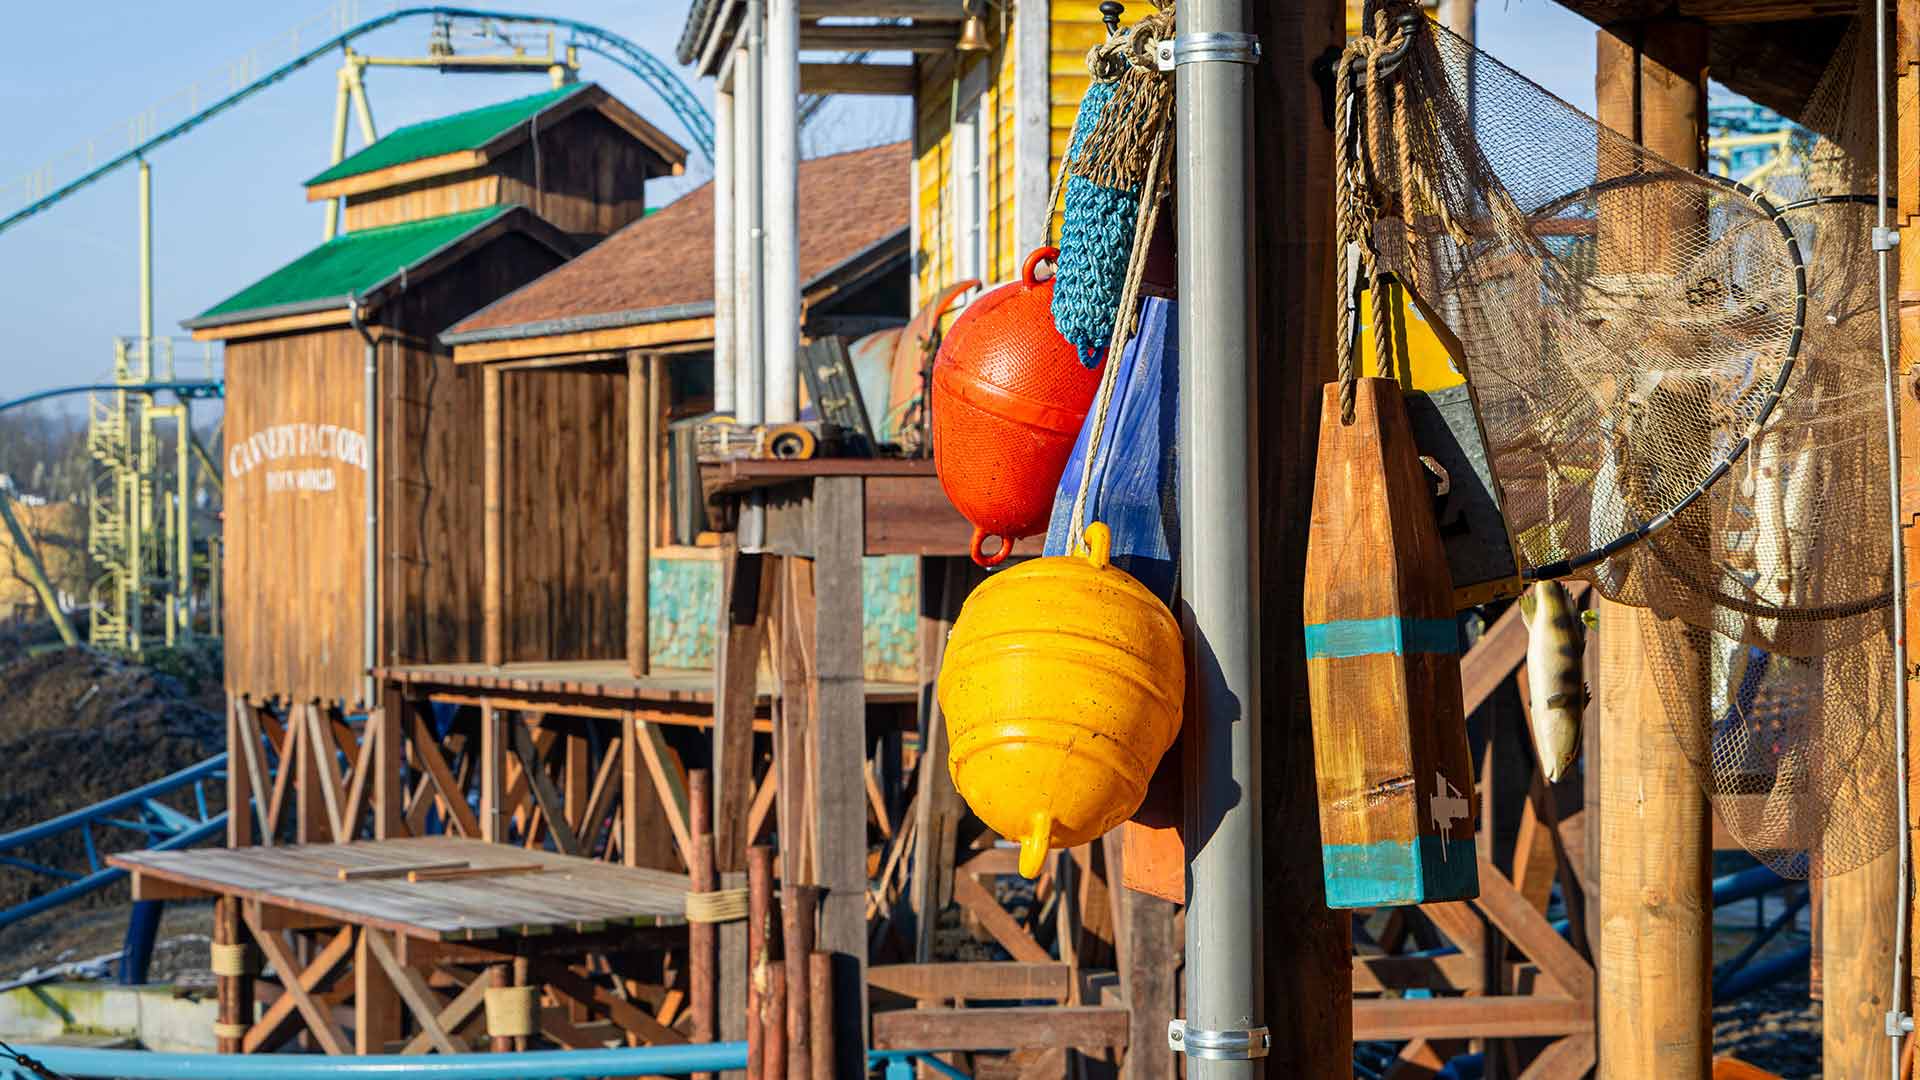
[{"left": 647, "top": 554, "right": 920, "bottom": 682}]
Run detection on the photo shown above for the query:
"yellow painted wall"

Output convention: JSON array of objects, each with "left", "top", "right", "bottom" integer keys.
[{"left": 912, "top": 1, "right": 1116, "bottom": 305}]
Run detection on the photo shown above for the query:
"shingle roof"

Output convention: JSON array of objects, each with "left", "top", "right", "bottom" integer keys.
[
  {"left": 306, "top": 84, "right": 590, "bottom": 186},
  {"left": 186, "top": 206, "right": 514, "bottom": 327},
  {"left": 444, "top": 140, "right": 910, "bottom": 344}
]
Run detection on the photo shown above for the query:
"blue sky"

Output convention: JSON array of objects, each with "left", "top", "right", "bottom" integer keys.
[{"left": 0, "top": 0, "right": 1606, "bottom": 401}]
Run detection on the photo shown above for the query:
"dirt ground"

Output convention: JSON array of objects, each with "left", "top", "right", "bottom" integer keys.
[{"left": 0, "top": 641, "right": 225, "bottom": 913}]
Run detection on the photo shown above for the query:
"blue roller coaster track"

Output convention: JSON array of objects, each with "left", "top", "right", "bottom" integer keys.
[{"left": 0, "top": 6, "right": 714, "bottom": 239}]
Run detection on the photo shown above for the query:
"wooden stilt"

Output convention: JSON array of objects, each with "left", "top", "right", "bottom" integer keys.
[
  {"left": 748, "top": 844, "right": 777, "bottom": 1080},
  {"left": 764, "top": 961, "right": 789, "bottom": 1080},
  {"left": 689, "top": 767, "right": 719, "bottom": 1072},
  {"left": 810, "top": 475, "right": 868, "bottom": 1077},
  {"left": 782, "top": 884, "right": 819, "bottom": 1080},
  {"left": 354, "top": 926, "right": 402, "bottom": 1053},
  {"left": 1593, "top": 19, "right": 1712, "bottom": 1080},
  {"left": 1250, "top": 0, "right": 1353, "bottom": 1070},
  {"left": 489, "top": 963, "right": 513, "bottom": 1053},
  {"left": 809, "top": 951, "right": 834, "bottom": 1080},
  {"left": 214, "top": 896, "right": 249, "bottom": 1054},
  {"left": 226, "top": 697, "right": 255, "bottom": 849}
]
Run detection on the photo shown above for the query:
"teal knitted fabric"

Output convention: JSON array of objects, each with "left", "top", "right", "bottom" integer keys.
[{"left": 1051, "top": 80, "right": 1141, "bottom": 370}]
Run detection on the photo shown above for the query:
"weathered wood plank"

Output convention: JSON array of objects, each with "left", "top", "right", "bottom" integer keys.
[
  {"left": 867, "top": 962, "right": 1073, "bottom": 1002},
  {"left": 1351, "top": 996, "right": 1591, "bottom": 1041},
  {"left": 871, "top": 1006, "right": 1130, "bottom": 1052}
]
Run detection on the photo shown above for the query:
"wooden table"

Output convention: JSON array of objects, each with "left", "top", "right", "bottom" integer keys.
[{"left": 111, "top": 838, "right": 700, "bottom": 1055}]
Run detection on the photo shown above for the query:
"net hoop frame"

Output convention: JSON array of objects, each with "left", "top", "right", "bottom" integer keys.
[{"left": 1440, "top": 170, "right": 1812, "bottom": 583}]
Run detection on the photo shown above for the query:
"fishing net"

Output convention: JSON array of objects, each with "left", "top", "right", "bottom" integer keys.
[{"left": 1342, "top": 1, "right": 1896, "bottom": 876}]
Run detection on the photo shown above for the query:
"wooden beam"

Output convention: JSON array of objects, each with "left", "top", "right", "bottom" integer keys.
[
  {"left": 483, "top": 366, "right": 504, "bottom": 668},
  {"left": 354, "top": 925, "right": 403, "bottom": 1054},
  {"left": 871, "top": 1006, "right": 1130, "bottom": 1052},
  {"left": 1594, "top": 20, "right": 1713, "bottom": 1080},
  {"left": 480, "top": 706, "right": 508, "bottom": 843},
  {"left": 713, "top": 546, "right": 772, "bottom": 873},
  {"left": 364, "top": 928, "right": 468, "bottom": 1053},
  {"left": 796, "top": 0, "right": 960, "bottom": 16},
  {"left": 239, "top": 913, "right": 353, "bottom": 1056},
  {"left": 509, "top": 716, "right": 582, "bottom": 856},
  {"left": 953, "top": 871, "right": 1050, "bottom": 965},
  {"left": 400, "top": 968, "right": 491, "bottom": 1055},
  {"left": 1252, "top": 0, "right": 1353, "bottom": 1071},
  {"left": 626, "top": 353, "right": 652, "bottom": 677},
  {"left": 304, "top": 149, "right": 489, "bottom": 200},
  {"left": 812, "top": 475, "right": 869, "bottom": 1076},
  {"left": 1351, "top": 996, "right": 1591, "bottom": 1041},
  {"left": 450, "top": 318, "right": 716, "bottom": 364},
  {"left": 226, "top": 698, "right": 256, "bottom": 848},
  {"left": 411, "top": 709, "right": 482, "bottom": 839},
  {"left": 190, "top": 308, "right": 351, "bottom": 342},
  {"left": 634, "top": 719, "right": 694, "bottom": 866},
  {"left": 798, "top": 63, "right": 916, "bottom": 96},
  {"left": 799, "top": 22, "right": 960, "bottom": 51},
  {"left": 867, "top": 962, "right": 1073, "bottom": 1002}
]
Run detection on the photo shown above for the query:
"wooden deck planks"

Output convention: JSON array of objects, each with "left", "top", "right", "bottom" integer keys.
[
  {"left": 111, "top": 837, "right": 689, "bottom": 941},
  {"left": 375, "top": 659, "right": 918, "bottom": 705}
]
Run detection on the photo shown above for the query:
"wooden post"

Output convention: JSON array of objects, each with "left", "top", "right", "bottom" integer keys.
[
  {"left": 1250, "top": 0, "right": 1352, "bottom": 1070},
  {"left": 715, "top": 546, "right": 771, "bottom": 872},
  {"left": 689, "top": 768, "right": 719, "bottom": 1076},
  {"left": 627, "top": 351, "right": 654, "bottom": 678},
  {"left": 372, "top": 694, "right": 402, "bottom": 840},
  {"left": 489, "top": 963, "right": 513, "bottom": 1053},
  {"left": 809, "top": 951, "right": 834, "bottom": 1080},
  {"left": 483, "top": 365, "right": 504, "bottom": 668},
  {"left": 782, "top": 884, "right": 819, "bottom": 1080},
  {"left": 1121, "top": 883, "right": 1178, "bottom": 1079},
  {"left": 226, "top": 696, "right": 254, "bottom": 849},
  {"left": 295, "top": 703, "right": 328, "bottom": 844},
  {"left": 354, "top": 926, "right": 402, "bottom": 1053},
  {"left": 908, "top": 558, "right": 969, "bottom": 961},
  {"left": 214, "top": 896, "right": 249, "bottom": 1054},
  {"left": 1826, "top": 849, "right": 1899, "bottom": 1078},
  {"left": 810, "top": 475, "right": 867, "bottom": 1077},
  {"left": 480, "top": 705, "right": 507, "bottom": 843},
  {"left": 748, "top": 844, "right": 777, "bottom": 1080},
  {"left": 764, "top": 961, "right": 789, "bottom": 1080},
  {"left": 775, "top": 556, "right": 815, "bottom": 889},
  {"left": 1593, "top": 20, "right": 1712, "bottom": 1080}
]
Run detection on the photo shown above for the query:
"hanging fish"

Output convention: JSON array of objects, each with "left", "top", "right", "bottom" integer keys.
[{"left": 1518, "top": 581, "right": 1589, "bottom": 782}]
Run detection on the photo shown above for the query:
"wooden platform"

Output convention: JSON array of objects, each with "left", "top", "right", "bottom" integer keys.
[
  {"left": 111, "top": 837, "right": 688, "bottom": 942},
  {"left": 376, "top": 659, "right": 917, "bottom": 723}
]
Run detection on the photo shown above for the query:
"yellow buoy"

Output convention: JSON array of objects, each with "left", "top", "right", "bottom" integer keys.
[{"left": 937, "top": 523, "right": 1184, "bottom": 878}]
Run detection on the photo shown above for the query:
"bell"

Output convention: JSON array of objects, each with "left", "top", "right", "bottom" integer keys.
[{"left": 956, "top": 3, "right": 990, "bottom": 52}]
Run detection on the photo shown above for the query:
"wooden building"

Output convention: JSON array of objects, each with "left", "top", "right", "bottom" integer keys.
[
  {"left": 187, "top": 84, "right": 687, "bottom": 715},
  {"left": 305, "top": 82, "right": 687, "bottom": 243}
]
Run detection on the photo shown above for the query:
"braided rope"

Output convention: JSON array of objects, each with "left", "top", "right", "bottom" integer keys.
[
  {"left": 1066, "top": 124, "right": 1173, "bottom": 551},
  {"left": 483, "top": 986, "right": 539, "bottom": 1038},
  {"left": 684, "top": 886, "right": 750, "bottom": 923},
  {"left": 210, "top": 942, "right": 251, "bottom": 977}
]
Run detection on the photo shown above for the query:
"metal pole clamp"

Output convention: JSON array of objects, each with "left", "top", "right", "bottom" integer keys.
[
  {"left": 1156, "top": 32, "right": 1263, "bottom": 72},
  {"left": 1168, "top": 1019, "right": 1271, "bottom": 1060}
]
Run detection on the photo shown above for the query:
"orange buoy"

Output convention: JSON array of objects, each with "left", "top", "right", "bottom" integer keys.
[{"left": 933, "top": 247, "right": 1103, "bottom": 567}]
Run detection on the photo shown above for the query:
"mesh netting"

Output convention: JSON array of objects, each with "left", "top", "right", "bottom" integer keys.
[{"left": 1350, "top": 2, "right": 1896, "bottom": 876}]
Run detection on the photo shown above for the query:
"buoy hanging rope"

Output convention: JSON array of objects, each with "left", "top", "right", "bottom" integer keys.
[
  {"left": 1050, "top": 5, "right": 1176, "bottom": 370},
  {"left": 1061, "top": 7, "right": 1176, "bottom": 552}
]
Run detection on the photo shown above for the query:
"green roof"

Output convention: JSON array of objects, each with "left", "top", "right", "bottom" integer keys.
[
  {"left": 306, "top": 84, "right": 589, "bottom": 186},
  {"left": 192, "top": 206, "right": 512, "bottom": 324}
]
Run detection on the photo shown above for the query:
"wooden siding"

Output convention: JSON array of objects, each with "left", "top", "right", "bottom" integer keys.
[
  {"left": 342, "top": 110, "right": 658, "bottom": 239},
  {"left": 222, "top": 230, "right": 569, "bottom": 707},
  {"left": 913, "top": 29, "right": 1017, "bottom": 303},
  {"left": 343, "top": 172, "right": 501, "bottom": 232},
  {"left": 913, "top": 1, "right": 1104, "bottom": 306},
  {"left": 499, "top": 364, "right": 630, "bottom": 662},
  {"left": 1048, "top": 2, "right": 1109, "bottom": 167},
  {"left": 221, "top": 327, "right": 369, "bottom": 706}
]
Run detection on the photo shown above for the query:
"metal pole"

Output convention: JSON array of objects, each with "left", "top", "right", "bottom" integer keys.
[
  {"left": 1174, "top": 0, "right": 1265, "bottom": 1075},
  {"left": 137, "top": 159, "right": 153, "bottom": 355},
  {"left": 350, "top": 300, "right": 378, "bottom": 712},
  {"left": 761, "top": 0, "right": 800, "bottom": 424},
  {"left": 325, "top": 63, "right": 352, "bottom": 241},
  {"left": 348, "top": 60, "right": 379, "bottom": 144},
  {"left": 713, "top": 82, "right": 737, "bottom": 415},
  {"left": 734, "top": 29, "right": 765, "bottom": 428}
]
